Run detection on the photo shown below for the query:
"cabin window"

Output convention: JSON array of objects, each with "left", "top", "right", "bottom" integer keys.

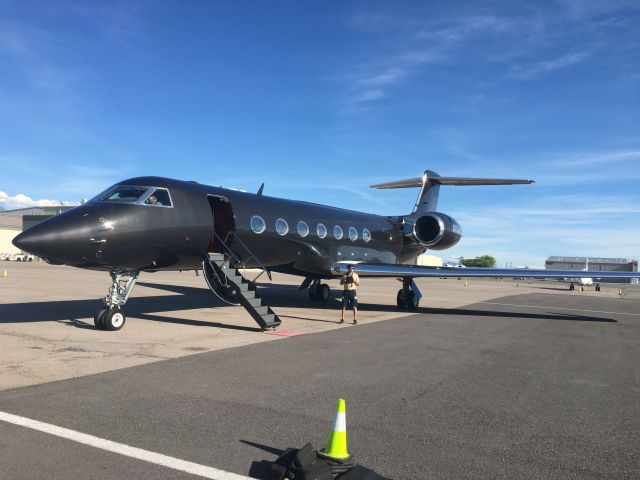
[
  {"left": 98, "top": 186, "right": 148, "bottom": 203},
  {"left": 251, "top": 215, "right": 266, "bottom": 234},
  {"left": 333, "top": 225, "right": 343, "bottom": 240},
  {"left": 317, "top": 223, "right": 327, "bottom": 239},
  {"left": 297, "top": 221, "right": 309, "bottom": 238},
  {"left": 144, "top": 188, "right": 172, "bottom": 207},
  {"left": 349, "top": 226, "right": 358, "bottom": 242},
  {"left": 276, "top": 218, "right": 289, "bottom": 236},
  {"left": 362, "top": 228, "right": 371, "bottom": 243}
]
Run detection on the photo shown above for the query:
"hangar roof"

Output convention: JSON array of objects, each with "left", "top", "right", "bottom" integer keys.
[
  {"left": 546, "top": 256, "right": 635, "bottom": 264},
  {"left": 0, "top": 206, "right": 75, "bottom": 217}
]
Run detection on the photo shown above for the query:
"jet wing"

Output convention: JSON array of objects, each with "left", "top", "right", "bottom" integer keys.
[{"left": 330, "top": 262, "right": 640, "bottom": 280}]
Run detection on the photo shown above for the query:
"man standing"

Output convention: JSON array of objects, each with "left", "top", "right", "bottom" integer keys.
[{"left": 339, "top": 264, "right": 360, "bottom": 324}]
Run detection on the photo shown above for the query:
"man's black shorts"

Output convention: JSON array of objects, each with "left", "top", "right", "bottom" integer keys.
[{"left": 342, "top": 290, "right": 358, "bottom": 308}]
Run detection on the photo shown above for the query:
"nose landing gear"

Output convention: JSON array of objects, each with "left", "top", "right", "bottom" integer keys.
[{"left": 94, "top": 271, "right": 139, "bottom": 331}]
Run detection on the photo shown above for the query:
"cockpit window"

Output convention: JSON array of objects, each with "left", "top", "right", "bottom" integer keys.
[
  {"left": 144, "top": 188, "right": 172, "bottom": 207},
  {"left": 98, "top": 186, "right": 148, "bottom": 203},
  {"left": 90, "top": 185, "right": 173, "bottom": 207}
]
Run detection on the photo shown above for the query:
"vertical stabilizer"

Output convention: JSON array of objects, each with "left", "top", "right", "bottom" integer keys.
[{"left": 413, "top": 170, "right": 441, "bottom": 215}]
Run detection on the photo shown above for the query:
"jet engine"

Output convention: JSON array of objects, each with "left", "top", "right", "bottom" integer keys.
[{"left": 411, "top": 212, "right": 462, "bottom": 250}]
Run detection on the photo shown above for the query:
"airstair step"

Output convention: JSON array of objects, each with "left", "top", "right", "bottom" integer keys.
[
  {"left": 246, "top": 298, "right": 262, "bottom": 307},
  {"left": 260, "top": 313, "right": 280, "bottom": 325},
  {"left": 253, "top": 306, "right": 269, "bottom": 315}
]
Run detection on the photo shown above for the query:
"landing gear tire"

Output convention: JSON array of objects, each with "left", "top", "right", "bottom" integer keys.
[
  {"left": 319, "top": 284, "right": 331, "bottom": 302},
  {"left": 103, "top": 307, "right": 126, "bottom": 331},
  {"left": 406, "top": 291, "right": 419, "bottom": 310},
  {"left": 94, "top": 308, "right": 108, "bottom": 330},
  {"left": 309, "top": 284, "right": 320, "bottom": 301},
  {"left": 397, "top": 289, "right": 408, "bottom": 309}
]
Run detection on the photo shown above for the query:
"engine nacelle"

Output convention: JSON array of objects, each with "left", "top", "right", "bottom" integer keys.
[{"left": 412, "top": 212, "right": 462, "bottom": 250}]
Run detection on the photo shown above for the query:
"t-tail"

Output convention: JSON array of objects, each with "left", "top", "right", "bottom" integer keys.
[{"left": 370, "top": 170, "right": 534, "bottom": 251}]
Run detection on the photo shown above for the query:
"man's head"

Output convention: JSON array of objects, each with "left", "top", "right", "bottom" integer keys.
[{"left": 347, "top": 264, "right": 354, "bottom": 272}]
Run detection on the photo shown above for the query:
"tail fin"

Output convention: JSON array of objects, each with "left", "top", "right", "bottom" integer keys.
[{"left": 370, "top": 170, "right": 534, "bottom": 215}]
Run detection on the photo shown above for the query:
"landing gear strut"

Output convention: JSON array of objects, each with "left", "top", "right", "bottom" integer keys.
[
  {"left": 307, "top": 278, "right": 331, "bottom": 302},
  {"left": 397, "top": 277, "right": 421, "bottom": 310},
  {"left": 94, "top": 271, "right": 139, "bottom": 331}
]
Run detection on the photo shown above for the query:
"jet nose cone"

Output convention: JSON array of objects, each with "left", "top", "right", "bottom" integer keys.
[
  {"left": 12, "top": 211, "right": 92, "bottom": 264},
  {"left": 12, "top": 229, "right": 38, "bottom": 253}
]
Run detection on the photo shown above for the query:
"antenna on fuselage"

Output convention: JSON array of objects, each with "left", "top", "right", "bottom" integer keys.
[{"left": 257, "top": 183, "right": 264, "bottom": 196}]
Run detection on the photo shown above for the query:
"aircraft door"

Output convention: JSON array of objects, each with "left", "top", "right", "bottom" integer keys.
[{"left": 207, "top": 196, "right": 235, "bottom": 253}]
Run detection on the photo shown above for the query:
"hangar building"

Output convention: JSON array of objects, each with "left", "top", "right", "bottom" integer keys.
[
  {"left": 0, "top": 206, "right": 74, "bottom": 255},
  {"left": 545, "top": 256, "right": 639, "bottom": 284}
]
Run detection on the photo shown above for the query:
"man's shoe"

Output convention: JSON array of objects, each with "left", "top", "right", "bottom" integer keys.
[
  {"left": 339, "top": 319, "right": 344, "bottom": 324},
  {"left": 353, "top": 320, "right": 357, "bottom": 325}
]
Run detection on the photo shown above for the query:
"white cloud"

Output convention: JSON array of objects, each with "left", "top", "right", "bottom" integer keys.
[
  {"left": 507, "top": 52, "right": 590, "bottom": 80},
  {"left": 0, "top": 191, "right": 79, "bottom": 210}
]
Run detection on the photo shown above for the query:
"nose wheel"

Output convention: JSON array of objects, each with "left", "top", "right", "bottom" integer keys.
[
  {"left": 94, "top": 271, "right": 138, "bottom": 331},
  {"left": 94, "top": 307, "right": 127, "bottom": 331}
]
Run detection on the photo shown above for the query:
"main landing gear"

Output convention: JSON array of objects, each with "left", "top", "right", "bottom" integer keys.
[
  {"left": 305, "top": 278, "right": 331, "bottom": 302},
  {"left": 397, "top": 277, "right": 421, "bottom": 310},
  {"left": 94, "top": 271, "right": 139, "bottom": 331}
]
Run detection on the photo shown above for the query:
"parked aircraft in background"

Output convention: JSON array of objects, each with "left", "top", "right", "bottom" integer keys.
[
  {"left": 13, "top": 170, "right": 640, "bottom": 331},
  {"left": 564, "top": 258, "right": 594, "bottom": 290}
]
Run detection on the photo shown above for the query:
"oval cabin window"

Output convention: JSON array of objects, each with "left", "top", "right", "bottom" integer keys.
[
  {"left": 275, "top": 218, "right": 289, "bottom": 236},
  {"left": 250, "top": 215, "right": 266, "bottom": 234},
  {"left": 297, "top": 221, "right": 309, "bottom": 238},
  {"left": 334, "top": 225, "right": 343, "bottom": 240},
  {"left": 317, "top": 223, "right": 327, "bottom": 239}
]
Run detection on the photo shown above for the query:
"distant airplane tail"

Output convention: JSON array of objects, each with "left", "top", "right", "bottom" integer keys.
[{"left": 370, "top": 170, "right": 534, "bottom": 215}]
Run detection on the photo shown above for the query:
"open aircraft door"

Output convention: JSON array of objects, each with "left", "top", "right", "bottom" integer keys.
[{"left": 207, "top": 195, "right": 235, "bottom": 253}]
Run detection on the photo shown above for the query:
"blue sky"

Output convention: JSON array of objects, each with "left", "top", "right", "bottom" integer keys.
[{"left": 0, "top": 0, "right": 638, "bottom": 266}]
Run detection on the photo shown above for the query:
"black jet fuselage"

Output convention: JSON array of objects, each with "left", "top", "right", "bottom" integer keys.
[{"left": 14, "top": 176, "right": 422, "bottom": 277}]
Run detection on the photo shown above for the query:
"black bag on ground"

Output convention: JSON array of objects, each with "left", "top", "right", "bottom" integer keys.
[
  {"left": 336, "top": 464, "right": 392, "bottom": 480},
  {"left": 270, "top": 443, "right": 333, "bottom": 480}
]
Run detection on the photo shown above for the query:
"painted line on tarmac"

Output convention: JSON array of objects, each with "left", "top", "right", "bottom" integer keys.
[
  {"left": 364, "top": 294, "right": 639, "bottom": 317},
  {"left": 0, "top": 410, "right": 251, "bottom": 480},
  {"left": 475, "top": 300, "right": 640, "bottom": 317}
]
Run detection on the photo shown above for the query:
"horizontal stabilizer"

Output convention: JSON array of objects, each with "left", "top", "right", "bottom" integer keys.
[{"left": 370, "top": 176, "right": 534, "bottom": 189}]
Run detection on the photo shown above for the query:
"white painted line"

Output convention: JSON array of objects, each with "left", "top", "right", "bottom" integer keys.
[
  {"left": 476, "top": 301, "right": 640, "bottom": 317},
  {"left": 362, "top": 294, "right": 638, "bottom": 317},
  {"left": 0, "top": 410, "right": 251, "bottom": 480}
]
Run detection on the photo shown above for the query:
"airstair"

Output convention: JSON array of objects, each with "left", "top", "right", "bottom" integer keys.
[{"left": 202, "top": 233, "right": 281, "bottom": 331}]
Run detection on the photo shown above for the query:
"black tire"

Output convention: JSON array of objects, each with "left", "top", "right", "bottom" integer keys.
[
  {"left": 319, "top": 283, "right": 331, "bottom": 302},
  {"left": 103, "top": 307, "right": 126, "bottom": 331},
  {"left": 406, "top": 291, "right": 419, "bottom": 309},
  {"left": 93, "top": 308, "right": 108, "bottom": 330},
  {"left": 397, "top": 289, "right": 408, "bottom": 308},
  {"left": 309, "top": 284, "right": 319, "bottom": 301}
]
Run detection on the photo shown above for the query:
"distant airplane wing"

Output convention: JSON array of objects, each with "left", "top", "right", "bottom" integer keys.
[{"left": 330, "top": 263, "right": 640, "bottom": 280}]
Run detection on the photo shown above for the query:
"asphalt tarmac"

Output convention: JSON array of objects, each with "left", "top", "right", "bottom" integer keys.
[{"left": 1, "top": 290, "right": 639, "bottom": 479}]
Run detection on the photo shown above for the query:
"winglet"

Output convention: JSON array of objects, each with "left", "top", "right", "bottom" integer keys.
[{"left": 257, "top": 183, "right": 264, "bottom": 196}]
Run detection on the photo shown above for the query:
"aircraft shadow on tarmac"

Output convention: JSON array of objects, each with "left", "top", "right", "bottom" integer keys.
[{"left": 0, "top": 281, "right": 616, "bottom": 330}]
